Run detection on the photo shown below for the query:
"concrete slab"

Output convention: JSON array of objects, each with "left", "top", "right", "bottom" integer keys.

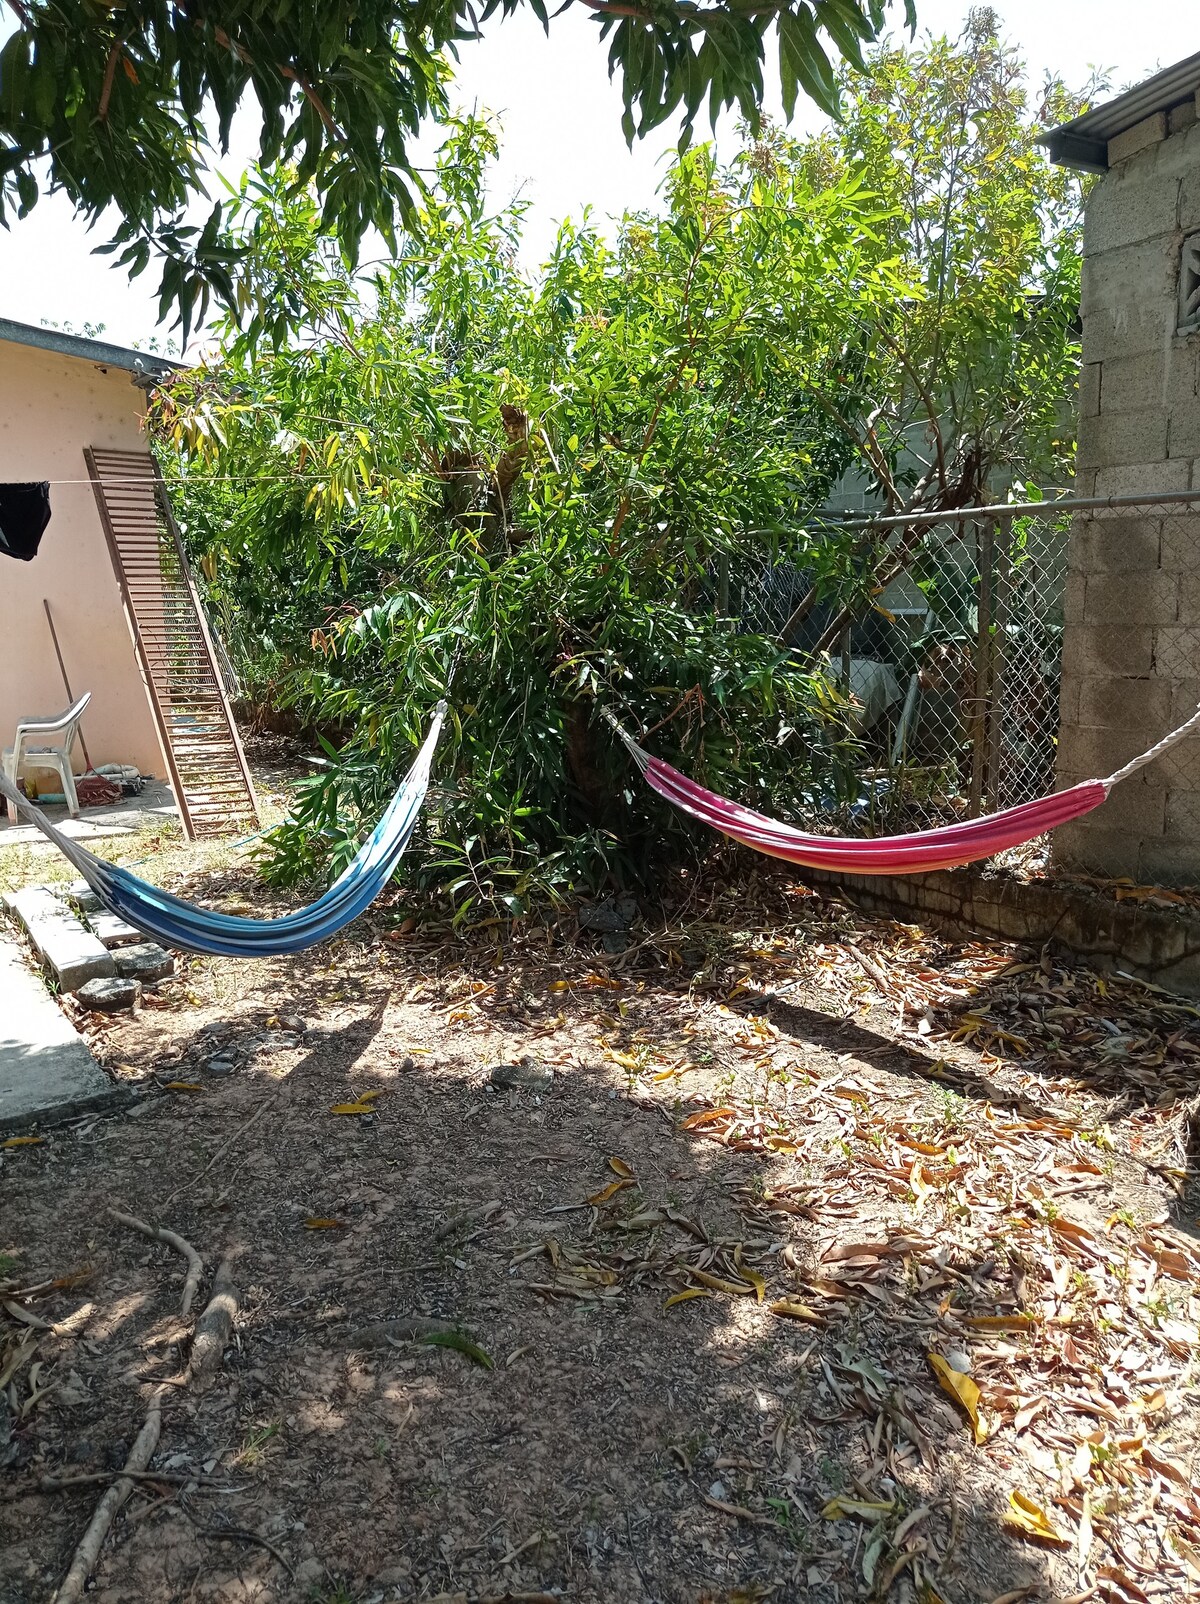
[
  {"left": 87, "top": 911, "right": 143, "bottom": 947},
  {"left": 0, "top": 780, "right": 178, "bottom": 852},
  {"left": 2, "top": 886, "right": 115, "bottom": 991},
  {"left": 0, "top": 939, "right": 128, "bottom": 1132}
]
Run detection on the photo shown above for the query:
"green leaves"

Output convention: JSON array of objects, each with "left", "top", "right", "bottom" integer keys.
[{"left": 1, "top": 0, "right": 906, "bottom": 334}]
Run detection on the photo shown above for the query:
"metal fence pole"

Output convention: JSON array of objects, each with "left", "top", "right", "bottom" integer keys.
[
  {"left": 986, "top": 521, "right": 1012, "bottom": 813},
  {"left": 969, "top": 518, "right": 995, "bottom": 819}
]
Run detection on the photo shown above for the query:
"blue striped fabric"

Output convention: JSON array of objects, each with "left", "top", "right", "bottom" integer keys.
[{"left": 0, "top": 705, "right": 446, "bottom": 957}]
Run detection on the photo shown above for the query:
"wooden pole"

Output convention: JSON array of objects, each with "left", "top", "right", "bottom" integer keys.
[{"left": 42, "top": 599, "right": 93, "bottom": 772}]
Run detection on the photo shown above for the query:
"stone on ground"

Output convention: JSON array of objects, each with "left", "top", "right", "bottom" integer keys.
[
  {"left": 490, "top": 1056, "right": 554, "bottom": 1092},
  {"left": 0, "top": 938, "right": 127, "bottom": 1131},
  {"left": 76, "top": 976, "right": 141, "bottom": 1013},
  {"left": 113, "top": 943, "right": 174, "bottom": 982},
  {"left": 2, "top": 886, "right": 114, "bottom": 991}
]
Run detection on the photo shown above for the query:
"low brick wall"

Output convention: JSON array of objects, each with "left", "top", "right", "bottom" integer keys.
[{"left": 804, "top": 866, "right": 1200, "bottom": 1000}]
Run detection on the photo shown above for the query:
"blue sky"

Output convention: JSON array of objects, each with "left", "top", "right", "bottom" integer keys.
[{"left": 0, "top": 1, "right": 1192, "bottom": 353}]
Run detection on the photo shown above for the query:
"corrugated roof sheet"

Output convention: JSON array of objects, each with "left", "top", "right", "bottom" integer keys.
[
  {"left": 1041, "top": 51, "right": 1200, "bottom": 172},
  {"left": 0, "top": 316, "right": 179, "bottom": 377}
]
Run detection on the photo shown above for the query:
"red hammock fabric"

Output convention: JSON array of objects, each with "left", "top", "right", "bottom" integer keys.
[{"left": 639, "top": 755, "right": 1108, "bottom": 875}]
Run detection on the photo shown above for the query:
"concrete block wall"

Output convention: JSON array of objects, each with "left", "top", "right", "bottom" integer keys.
[{"left": 1055, "top": 102, "right": 1200, "bottom": 884}]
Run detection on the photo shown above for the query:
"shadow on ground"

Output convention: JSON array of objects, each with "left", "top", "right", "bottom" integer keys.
[{"left": 4, "top": 882, "right": 1198, "bottom": 1604}]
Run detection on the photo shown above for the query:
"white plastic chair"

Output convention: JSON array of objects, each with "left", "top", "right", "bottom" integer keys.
[{"left": 2, "top": 692, "right": 92, "bottom": 822}]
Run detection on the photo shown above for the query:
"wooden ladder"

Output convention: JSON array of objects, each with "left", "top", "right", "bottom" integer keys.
[{"left": 85, "top": 447, "right": 259, "bottom": 840}]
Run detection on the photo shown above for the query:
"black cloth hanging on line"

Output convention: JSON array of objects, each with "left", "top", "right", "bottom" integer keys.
[{"left": 0, "top": 482, "right": 52, "bottom": 562}]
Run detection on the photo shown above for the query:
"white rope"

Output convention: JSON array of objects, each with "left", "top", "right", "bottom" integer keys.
[
  {"left": 599, "top": 706, "right": 650, "bottom": 772},
  {"left": 1102, "top": 702, "right": 1200, "bottom": 789}
]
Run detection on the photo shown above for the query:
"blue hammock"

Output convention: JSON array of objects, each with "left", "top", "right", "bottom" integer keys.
[{"left": 0, "top": 705, "right": 446, "bottom": 957}]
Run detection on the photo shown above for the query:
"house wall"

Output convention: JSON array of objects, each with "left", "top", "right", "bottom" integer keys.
[
  {"left": 1054, "top": 94, "right": 1200, "bottom": 883},
  {"left": 0, "top": 340, "right": 166, "bottom": 778}
]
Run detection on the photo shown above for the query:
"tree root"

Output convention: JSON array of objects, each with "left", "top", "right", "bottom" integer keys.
[
  {"left": 107, "top": 1209, "right": 203, "bottom": 1318},
  {"left": 188, "top": 1254, "right": 237, "bottom": 1387},
  {"left": 51, "top": 1387, "right": 165, "bottom": 1604}
]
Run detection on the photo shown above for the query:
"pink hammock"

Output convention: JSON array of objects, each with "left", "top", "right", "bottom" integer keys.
[{"left": 605, "top": 706, "right": 1200, "bottom": 876}]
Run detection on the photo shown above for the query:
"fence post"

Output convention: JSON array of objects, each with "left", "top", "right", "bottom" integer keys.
[
  {"left": 969, "top": 518, "right": 994, "bottom": 818},
  {"left": 986, "top": 521, "right": 1012, "bottom": 812}
]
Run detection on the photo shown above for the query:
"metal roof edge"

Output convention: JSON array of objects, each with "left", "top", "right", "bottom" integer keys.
[
  {"left": 1040, "top": 51, "right": 1200, "bottom": 172},
  {"left": 0, "top": 316, "right": 181, "bottom": 377}
]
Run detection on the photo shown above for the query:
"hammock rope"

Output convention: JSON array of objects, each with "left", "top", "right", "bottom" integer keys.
[
  {"left": 0, "top": 704, "right": 447, "bottom": 956},
  {"left": 603, "top": 702, "right": 1200, "bottom": 878}
]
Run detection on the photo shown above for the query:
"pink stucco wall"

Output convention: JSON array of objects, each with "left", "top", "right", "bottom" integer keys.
[{"left": 0, "top": 339, "right": 167, "bottom": 778}]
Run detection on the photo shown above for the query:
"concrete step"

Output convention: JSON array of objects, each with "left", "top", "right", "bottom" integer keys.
[
  {"left": 87, "top": 911, "right": 143, "bottom": 948},
  {"left": 2, "top": 886, "right": 115, "bottom": 991},
  {"left": 0, "top": 937, "right": 128, "bottom": 1131}
]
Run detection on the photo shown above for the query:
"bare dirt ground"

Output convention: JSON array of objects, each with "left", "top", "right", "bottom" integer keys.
[{"left": 2, "top": 839, "right": 1199, "bottom": 1604}]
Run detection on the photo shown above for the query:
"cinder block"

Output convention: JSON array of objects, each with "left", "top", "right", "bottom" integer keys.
[
  {"left": 1052, "top": 822, "right": 1141, "bottom": 878},
  {"left": 1061, "top": 625, "right": 1155, "bottom": 678},
  {"left": 1182, "top": 170, "right": 1200, "bottom": 233},
  {"left": 1152, "top": 625, "right": 1200, "bottom": 680},
  {"left": 1169, "top": 678, "right": 1200, "bottom": 723},
  {"left": 1138, "top": 837, "right": 1200, "bottom": 886},
  {"left": 1157, "top": 513, "right": 1200, "bottom": 571},
  {"left": 1081, "top": 238, "right": 1177, "bottom": 316},
  {"left": 1093, "top": 459, "right": 1191, "bottom": 498},
  {"left": 1073, "top": 775, "right": 1165, "bottom": 833},
  {"left": 1077, "top": 675, "right": 1171, "bottom": 731},
  {"left": 1078, "top": 408, "right": 1169, "bottom": 470},
  {"left": 1064, "top": 569, "right": 1086, "bottom": 625},
  {"left": 1169, "top": 100, "right": 1198, "bottom": 137},
  {"left": 1151, "top": 121, "right": 1200, "bottom": 180},
  {"left": 1056, "top": 723, "right": 1149, "bottom": 779},
  {"left": 1163, "top": 788, "right": 1200, "bottom": 842},
  {"left": 1146, "top": 732, "right": 1200, "bottom": 789},
  {"left": 1066, "top": 516, "right": 1160, "bottom": 572},
  {"left": 1083, "top": 170, "right": 1181, "bottom": 256},
  {"left": 1096, "top": 352, "right": 1167, "bottom": 412},
  {"left": 2, "top": 887, "right": 115, "bottom": 992},
  {"left": 1080, "top": 362, "right": 1102, "bottom": 419},
  {"left": 1168, "top": 402, "right": 1200, "bottom": 459},
  {"left": 1175, "top": 574, "right": 1200, "bottom": 618},
  {"left": 1108, "top": 112, "right": 1168, "bottom": 168},
  {"left": 1084, "top": 570, "right": 1178, "bottom": 626},
  {"left": 1082, "top": 301, "right": 1180, "bottom": 364}
]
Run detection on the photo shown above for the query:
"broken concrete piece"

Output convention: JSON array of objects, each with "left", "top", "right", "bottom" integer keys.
[
  {"left": 66, "top": 881, "right": 103, "bottom": 914},
  {"left": 113, "top": 943, "right": 175, "bottom": 982},
  {"left": 2, "top": 886, "right": 115, "bottom": 991},
  {"left": 76, "top": 977, "right": 140, "bottom": 1013},
  {"left": 0, "top": 938, "right": 127, "bottom": 1131}
]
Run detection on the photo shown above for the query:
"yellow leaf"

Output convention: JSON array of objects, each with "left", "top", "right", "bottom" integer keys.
[
  {"left": 2, "top": 1136, "right": 42, "bottom": 1148},
  {"left": 690, "top": 1268, "right": 758, "bottom": 1297},
  {"left": 741, "top": 1268, "right": 766, "bottom": 1303},
  {"left": 304, "top": 1218, "right": 348, "bottom": 1230},
  {"left": 1004, "top": 1490, "right": 1069, "bottom": 1545},
  {"left": 608, "top": 1156, "right": 635, "bottom": 1178},
  {"left": 548, "top": 980, "right": 571, "bottom": 992},
  {"left": 822, "top": 1496, "right": 895, "bottom": 1520},
  {"left": 164, "top": 1081, "right": 204, "bottom": 1092},
  {"left": 354, "top": 1088, "right": 384, "bottom": 1102},
  {"left": 587, "top": 1179, "right": 632, "bottom": 1206},
  {"left": 664, "top": 1288, "right": 712, "bottom": 1309},
  {"left": 928, "top": 1352, "right": 989, "bottom": 1444},
  {"left": 330, "top": 1102, "right": 374, "bottom": 1115},
  {"left": 770, "top": 1300, "right": 823, "bottom": 1324}
]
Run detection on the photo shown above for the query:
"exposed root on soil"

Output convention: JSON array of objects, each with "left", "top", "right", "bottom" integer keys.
[
  {"left": 51, "top": 1386, "right": 165, "bottom": 1604},
  {"left": 106, "top": 1208, "right": 203, "bottom": 1318}
]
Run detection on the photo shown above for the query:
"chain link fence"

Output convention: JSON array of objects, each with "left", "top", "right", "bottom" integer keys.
[{"left": 734, "top": 491, "right": 1200, "bottom": 884}]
